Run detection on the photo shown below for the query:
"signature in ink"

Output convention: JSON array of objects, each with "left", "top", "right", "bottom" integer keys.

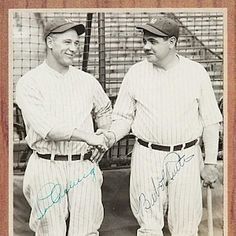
[
  {"left": 164, "top": 152, "right": 195, "bottom": 181},
  {"left": 36, "top": 167, "right": 96, "bottom": 220},
  {"left": 136, "top": 152, "right": 195, "bottom": 215},
  {"left": 136, "top": 170, "right": 165, "bottom": 216}
]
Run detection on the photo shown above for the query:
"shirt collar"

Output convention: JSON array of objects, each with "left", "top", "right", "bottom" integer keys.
[{"left": 42, "top": 60, "right": 72, "bottom": 78}]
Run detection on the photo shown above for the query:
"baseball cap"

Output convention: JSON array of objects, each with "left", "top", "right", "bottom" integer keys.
[
  {"left": 136, "top": 16, "right": 179, "bottom": 39},
  {"left": 43, "top": 18, "right": 85, "bottom": 40}
]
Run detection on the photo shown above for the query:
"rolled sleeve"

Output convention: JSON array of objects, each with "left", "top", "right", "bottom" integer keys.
[{"left": 16, "top": 79, "right": 55, "bottom": 139}]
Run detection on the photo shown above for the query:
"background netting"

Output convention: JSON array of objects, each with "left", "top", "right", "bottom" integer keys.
[{"left": 12, "top": 11, "right": 224, "bottom": 173}]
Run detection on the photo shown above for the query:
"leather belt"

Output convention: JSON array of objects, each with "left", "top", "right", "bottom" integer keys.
[
  {"left": 137, "top": 138, "right": 198, "bottom": 152},
  {"left": 37, "top": 151, "right": 92, "bottom": 161}
]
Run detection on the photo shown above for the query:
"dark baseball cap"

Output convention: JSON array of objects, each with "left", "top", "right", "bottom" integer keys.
[
  {"left": 136, "top": 16, "right": 179, "bottom": 39},
  {"left": 43, "top": 18, "right": 85, "bottom": 40}
]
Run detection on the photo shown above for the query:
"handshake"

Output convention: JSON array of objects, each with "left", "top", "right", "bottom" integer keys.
[{"left": 86, "top": 129, "right": 116, "bottom": 163}]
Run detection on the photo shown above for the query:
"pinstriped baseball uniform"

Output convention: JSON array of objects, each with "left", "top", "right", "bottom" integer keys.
[
  {"left": 110, "top": 55, "right": 222, "bottom": 236},
  {"left": 16, "top": 61, "right": 112, "bottom": 235}
]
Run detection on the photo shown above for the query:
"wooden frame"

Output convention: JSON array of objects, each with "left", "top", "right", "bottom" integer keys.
[{"left": 1, "top": 1, "right": 235, "bottom": 235}]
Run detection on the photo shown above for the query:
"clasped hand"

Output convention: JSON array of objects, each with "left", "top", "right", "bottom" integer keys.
[{"left": 86, "top": 129, "right": 116, "bottom": 163}]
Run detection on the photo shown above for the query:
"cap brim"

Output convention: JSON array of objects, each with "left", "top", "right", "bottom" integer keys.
[
  {"left": 136, "top": 25, "right": 168, "bottom": 37},
  {"left": 52, "top": 23, "right": 85, "bottom": 36}
]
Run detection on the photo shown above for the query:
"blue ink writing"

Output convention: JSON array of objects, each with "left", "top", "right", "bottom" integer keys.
[{"left": 36, "top": 167, "right": 96, "bottom": 219}]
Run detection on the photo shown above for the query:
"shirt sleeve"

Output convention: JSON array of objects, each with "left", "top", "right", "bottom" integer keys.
[
  {"left": 202, "top": 123, "right": 220, "bottom": 164},
  {"left": 110, "top": 70, "right": 136, "bottom": 141},
  {"left": 198, "top": 66, "right": 223, "bottom": 127},
  {"left": 16, "top": 77, "right": 56, "bottom": 139},
  {"left": 92, "top": 79, "right": 112, "bottom": 129}
]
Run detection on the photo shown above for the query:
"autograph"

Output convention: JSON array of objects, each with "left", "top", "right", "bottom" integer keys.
[
  {"left": 136, "top": 171, "right": 165, "bottom": 216},
  {"left": 164, "top": 151, "right": 195, "bottom": 181},
  {"left": 136, "top": 152, "right": 195, "bottom": 215},
  {"left": 36, "top": 167, "right": 96, "bottom": 220}
]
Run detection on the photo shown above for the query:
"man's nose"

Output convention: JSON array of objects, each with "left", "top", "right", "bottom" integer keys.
[
  {"left": 143, "top": 41, "right": 151, "bottom": 50},
  {"left": 69, "top": 43, "right": 77, "bottom": 52}
]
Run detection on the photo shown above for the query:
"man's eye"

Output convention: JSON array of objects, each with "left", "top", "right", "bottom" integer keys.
[
  {"left": 149, "top": 40, "right": 157, "bottom": 44},
  {"left": 64, "top": 41, "right": 71, "bottom": 44}
]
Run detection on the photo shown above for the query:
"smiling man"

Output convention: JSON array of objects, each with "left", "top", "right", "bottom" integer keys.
[
  {"left": 16, "top": 18, "right": 111, "bottom": 236},
  {"left": 98, "top": 16, "right": 223, "bottom": 236}
]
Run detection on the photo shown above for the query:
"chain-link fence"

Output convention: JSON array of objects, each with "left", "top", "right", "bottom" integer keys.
[{"left": 12, "top": 11, "right": 224, "bottom": 173}]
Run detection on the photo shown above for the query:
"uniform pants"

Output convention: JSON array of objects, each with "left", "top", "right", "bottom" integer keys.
[
  {"left": 23, "top": 152, "right": 104, "bottom": 236},
  {"left": 130, "top": 142, "right": 203, "bottom": 236}
]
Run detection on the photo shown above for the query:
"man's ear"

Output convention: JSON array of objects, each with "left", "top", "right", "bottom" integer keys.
[
  {"left": 169, "top": 36, "right": 177, "bottom": 48},
  {"left": 46, "top": 35, "right": 54, "bottom": 49}
]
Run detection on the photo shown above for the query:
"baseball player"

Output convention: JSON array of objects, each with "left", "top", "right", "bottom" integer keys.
[
  {"left": 99, "top": 16, "right": 222, "bottom": 236},
  {"left": 16, "top": 18, "right": 111, "bottom": 235}
]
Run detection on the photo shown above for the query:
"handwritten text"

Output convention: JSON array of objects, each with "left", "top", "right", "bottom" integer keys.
[
  {"left": 136, "top": 152, "right": 195, "bottom": 215},
  {"left": 36, "top": 167, "right": 96, "bottom": 219}
]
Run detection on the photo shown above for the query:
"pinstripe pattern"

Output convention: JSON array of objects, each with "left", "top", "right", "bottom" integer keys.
[
  {"left": 111, "top": 55, "right": 222, "bottom": 144},
  {"left": 110, "top": 55, "right": 222, "bottom": 235},
  {"left": 23, "top": 152, "right": 103, "bottom": 235},
  {"left": 130, "top": 143, "right": 203, "bottom": 236},
  {"left": 16, "top": 61, "right": 111, "bottom": 235},
  {"left": 16, "top": 61, "right": 111, "bottom": 155}
]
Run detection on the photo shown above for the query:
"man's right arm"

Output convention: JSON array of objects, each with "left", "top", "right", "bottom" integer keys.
[
  {"left": 16, "top": 78, "right": 107, "bottom": 149},
  {"left": 47, "top": 126, "right": 107, "bottom": 148}
]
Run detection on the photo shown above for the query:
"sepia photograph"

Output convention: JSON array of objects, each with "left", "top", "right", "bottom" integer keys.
[{"left": 10, "top": 9, "right": 225, "bottom": 236}]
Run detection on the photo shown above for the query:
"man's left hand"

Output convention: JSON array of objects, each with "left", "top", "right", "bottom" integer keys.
[
  {"left": 201, "top": 164, "right": 218, "bottom": 188},
  {"left": 87, "top": 137, "right": 107, "bottom": 164}
]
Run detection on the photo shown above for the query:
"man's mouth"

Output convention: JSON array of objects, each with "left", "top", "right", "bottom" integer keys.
[
  {"left": 145, "top": 51, "right": 154, "bottom": 56},
  {"left": 65, "top": 53, "right": 74, "bottom": 58}
]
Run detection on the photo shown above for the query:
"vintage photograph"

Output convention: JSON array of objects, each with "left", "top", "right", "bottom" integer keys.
[{"left": 11, "top": 9, "right": 225, "bottom": 236}]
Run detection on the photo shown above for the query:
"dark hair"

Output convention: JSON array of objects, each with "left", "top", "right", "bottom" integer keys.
[{"left": 161, "top": 36, "right": 178, "bottom": 47}]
